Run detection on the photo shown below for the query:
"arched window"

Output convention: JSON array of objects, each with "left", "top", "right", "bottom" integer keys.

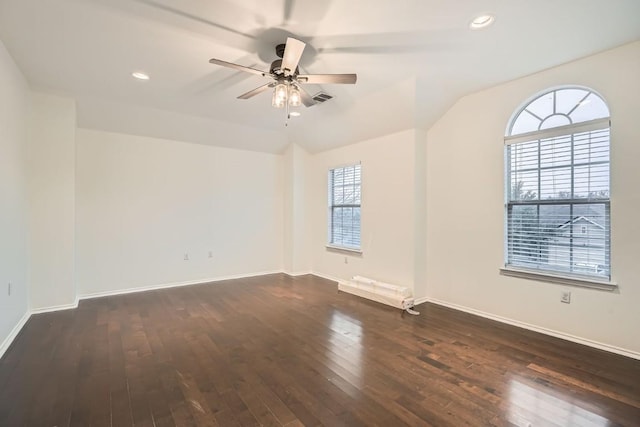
[{"left": 504, "top": 87, "right": 611, "bottom": 284}]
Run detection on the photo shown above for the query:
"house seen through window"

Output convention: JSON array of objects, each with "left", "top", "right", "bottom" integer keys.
[
  {"left": 328, "top": 164, "right": 361, "bottom": 250},
  {"left": 505, "top": 87, "right": 610, "bottom": 281}
]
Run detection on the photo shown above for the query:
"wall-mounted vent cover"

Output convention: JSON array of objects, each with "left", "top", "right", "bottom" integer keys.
[{"left": 312, "top": 92, "right": 333, "bottom": 103}]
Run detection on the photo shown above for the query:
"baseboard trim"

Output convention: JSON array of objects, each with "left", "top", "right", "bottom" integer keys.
[
  {"left": 0, "top": 310, "right": 31, "bottom": 360},
  {"left": 78, "top": 270, "right": 282, "bottom": 301},
  {"left": 420, "top": 297, "right": 640, "bottom": 360},
  {"left": 308, "top": 271, "right": 341, "bottom": 284},
  {"left": 413, "top": 296, "right": 429, "bottom": 306},
  {"left": 30, "top": 299, "right": 79, "bottom": 314}
]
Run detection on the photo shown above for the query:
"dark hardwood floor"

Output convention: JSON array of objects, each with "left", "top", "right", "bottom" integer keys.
[{"left": 0, "top": 274, "right": 638, "bottom": 426}]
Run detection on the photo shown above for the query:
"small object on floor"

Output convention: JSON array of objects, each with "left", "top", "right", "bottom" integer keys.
[{"left": 406, "top": 307, "right": 420, "bottom": 315}]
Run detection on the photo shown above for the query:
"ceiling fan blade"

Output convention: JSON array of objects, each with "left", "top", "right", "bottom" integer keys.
[
  {"left": 283, "top": 0, "right": 294, "bottom": 22},
  {"left": 297, "top": 74, "right": 357, "bottom": 84},
  {"left": 209, "top": 58, "right": 270, "bottom": 77},
  {"left": 132, "top": 0, "right": 256, "bottom": 51},
  {"left": 237, "top": 83, "right": 275, "bottom": 99},
  {"left": 281, "top": 37, "right": 306, "bottom": 76},
  {"left": 319, "top": 46, "right": 442, "bottom": 54},
  {"left": 313, "top": 30, "right": 462, "bottom": 55},
  {"left": 298, "top": 86, "right": 317, "bottom": 107}
]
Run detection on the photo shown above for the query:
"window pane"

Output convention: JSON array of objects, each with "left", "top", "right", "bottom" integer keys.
[
  {"left": 511, "top": 110, "right": 541, "bottom": 135},
  {"left": 555, "top": 88, "right": 589, "bottom": 115},
  {"left": 343, "top": 167, "right": 355, "bottom": 184},
  {"left": 342, "top": 184, "right": 356, "bottom": 204},
  {"left": 540, "top": 135, "right": 571, "bottom": 168},
  {"left": 507, "top": 201, "right": 610, "bottom": 278},
  {"left": 331, "top": 207, "right": 361, "bottom": 248},
  {"left": 508, "top": 203, "right": 609, "bottom": 277},
  {"left": 539, "top": 204, "right": 571, "bottom": 230},
  {"left": 526, "top": 92, "right": 554, "bottom": 120},
  {"left": 574, "top": 203, "right": 606, "bottom": 225},
  {"left": 510, "top": 171, "right": 538, "bottom": 201},
  {"left": 574, "top": 164, "right": 609, "bottom": 199},
  {"left": 569, "top": 93, "right": 610, "bottom": 124},
  {"left": 574, "top": 129, "right": 609, "bottom": 164},
  {"left": 510, "top": 140, "right": 538, "bottom": 169},
  {"left": 540, "top": 166, "right": 571, "bottom": 199}
]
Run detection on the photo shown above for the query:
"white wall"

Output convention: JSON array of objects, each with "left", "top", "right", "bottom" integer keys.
[
  {"left": 282, "top": 143, "right": 311, "bottom": 275},
  {"left": 307, "top": 129, "right": 418, "bottom": 290},
  {"left": 0, "top": 40, "right": 30, "bottom": 353},
  {"left": 413, "top": 129, "right": 428, "bottom": 298},
  {"left": 75, "top": 129, "right": 284, "bottom": 296},
  {"left": 27, "top": 93, "right": 76, "bottom": 310},
  {"left": 425, "top": 41, "right": 640, "bottom": 355}
]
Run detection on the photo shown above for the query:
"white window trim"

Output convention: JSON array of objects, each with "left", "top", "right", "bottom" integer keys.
[
  {"left": 504, "top": 88, "right": 612, "bottom": 288},
  {"left": 504, "top": 117, "right": 610, "bottom": 145},
  {"left": 325, "top": 244, "right": 363, "bottom": 255},
  {"left": 500, "top": 266, "right": 617, "bottom": 291}
]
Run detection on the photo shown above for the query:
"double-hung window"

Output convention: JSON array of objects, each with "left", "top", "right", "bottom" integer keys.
[
  {"left": 504, "top": 87, "right": 611, "bottom": 284},
  {"left": 328, "top": 164, "right": 361, "bottom": 250}
]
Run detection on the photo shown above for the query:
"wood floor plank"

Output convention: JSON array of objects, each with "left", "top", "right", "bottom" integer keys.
[{"left": 0, "top": 273, "right": 639, "bottom": 426}]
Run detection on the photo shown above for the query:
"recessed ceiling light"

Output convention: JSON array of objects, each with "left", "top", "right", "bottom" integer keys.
[
  {"left": 290, "top": 111, "right": 301, "bottom": 117},
  {"left": 132, "top": 71, "right": 150, "bottom": 80},
  {"left": 470, "top": 14, "right": 495, "bottom": 30}
]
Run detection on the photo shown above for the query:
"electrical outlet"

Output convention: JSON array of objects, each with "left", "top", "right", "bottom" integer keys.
[
  {"left": 184, "top": 253, "right": 189, "bottom": 261},
  {"left": 561, "top": 291, "right": 571, "bottom": 304}
]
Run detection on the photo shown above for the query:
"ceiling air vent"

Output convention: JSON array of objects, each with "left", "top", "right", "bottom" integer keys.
[{"left": 312, "top": 92, "right": 333, "bottom": 103}]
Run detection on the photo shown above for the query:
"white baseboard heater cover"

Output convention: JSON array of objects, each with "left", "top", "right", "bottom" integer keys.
[{"left": 338, "top": 276, "right": 416, "bottom": 311}]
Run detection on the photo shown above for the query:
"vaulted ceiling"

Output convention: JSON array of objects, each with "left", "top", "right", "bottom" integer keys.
[{"left": 1, "top": 0, "right": 639, "bottom": 153}]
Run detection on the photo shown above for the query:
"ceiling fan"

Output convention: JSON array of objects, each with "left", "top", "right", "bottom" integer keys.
[{"left": 208, "top": 37, "right": 357, "bottom": 114}]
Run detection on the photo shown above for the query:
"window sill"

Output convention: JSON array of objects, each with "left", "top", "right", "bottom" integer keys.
[
  {"left": 500, "top": 267, "right": 617, "bottom": 291},
  {"left": 326, "top": 245, "right": 362, "bottom": 255}
]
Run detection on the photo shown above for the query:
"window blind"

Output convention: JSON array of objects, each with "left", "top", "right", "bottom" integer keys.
[
  {"left": 328, "top": 164, "right": 361, "bottom": 249},
  {"left": 506, "top": 127, "right": 610, "bottom": 279}
]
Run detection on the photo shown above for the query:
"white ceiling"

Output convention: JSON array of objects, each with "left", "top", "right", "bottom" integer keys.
[{"left": 1, "top": 0, "right": 639, "bottom": 153}]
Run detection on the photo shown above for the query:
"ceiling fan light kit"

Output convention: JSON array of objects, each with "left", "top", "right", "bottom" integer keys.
[
  {"left": 271, "top": 82, "right": 301, "bottom": 108},
  {"left": 209, "top": 37, "right": 357, "bottom": 117},
  {"left": 272, "top": 83, "right": 287, "bottom": 108},
  {"left": 288, "top": 85, "right": 301, "bottom": 107}
]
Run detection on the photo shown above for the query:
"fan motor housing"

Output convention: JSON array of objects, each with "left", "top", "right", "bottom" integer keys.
[
  {"left": 270, "top": 59, "right": 282, "bottom": 75},
  {"left": 270, "top": 59, "right": 298, "bottom": 77}
]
